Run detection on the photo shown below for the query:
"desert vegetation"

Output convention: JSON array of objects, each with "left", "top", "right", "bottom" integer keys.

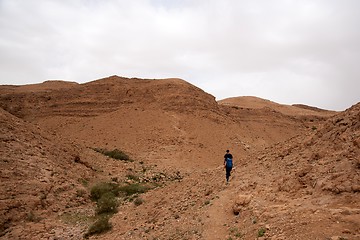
[
  {"left": 92, "top": 148, "right": 132, "bottom": 161},
  {"left": 85, "top": 179, "right": 152, "bottom": 237}
]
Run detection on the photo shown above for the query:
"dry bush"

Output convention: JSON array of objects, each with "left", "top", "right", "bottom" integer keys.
[
  {"left": 90, "top": 182, "right": 119, "bottom": 201},
  {"left": 118, "top": 183, "right": 150, "bottom": 196},
  {"left": 85, "top": 216, "right": 112, "bottom": 238},
  {"left": 96, "top": 192, "right": 118, "bottom": 214},
  {"left": 93, "top": 148, "right": 131, "bottom": 161}
]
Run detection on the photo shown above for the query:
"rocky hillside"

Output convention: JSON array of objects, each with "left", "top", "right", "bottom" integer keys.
[
  {"left": 256, "top": 102, "right": 360, "bottom": 197},
  {"left": 237, "top": 102, "right": 360, "bottom": 239},
  {"left": 0, "top": 107, "right": 95, "bottom": 238},
  {"left": 0, "top": 76, "right": 332, "bottom": 168},
  {"left": 1, "top": 76, "right": 358, "bottom": 239}
]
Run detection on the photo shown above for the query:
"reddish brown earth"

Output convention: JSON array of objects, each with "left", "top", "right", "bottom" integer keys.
[{"left": 0, "top": 75, "right": 359, "bottom": 240}]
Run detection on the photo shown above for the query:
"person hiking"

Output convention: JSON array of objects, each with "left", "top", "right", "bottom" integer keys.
[{"left": 224, "top": 150, "right": 233, "bottom": 183}]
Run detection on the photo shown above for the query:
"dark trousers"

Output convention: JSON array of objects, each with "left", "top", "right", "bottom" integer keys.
[{"left": 225, "top": 167, "right": 232, "bottom": 182}]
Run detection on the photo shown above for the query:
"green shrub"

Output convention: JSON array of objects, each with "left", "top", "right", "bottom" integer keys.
[
  {"left": 234, "top": 232, "right": 242, "bottom": 238},
  {"left": 118, "top": 183, "right": 149, "bottom": 196},
  {"left": 86, "top": 181, "right": 151, "bottom": 237},
  {"left": 90, "top": 182, "right": 119, "bottom": 201},
  {"left": 105, "top": 149, "right": 130, "bottom": 161},
  {"left": 134, "top": 197, "right": 144, "bottom": 206},
  {"left": 85, "top": 216, "right": 112, "bottom": 238},
  {"left": 258, "top": 227, "right": 266, "bottom": 237},
  {"left": 96, "top": 192, "right": 118, "bottom": 214},
  {"left": 93, "top": 148, "right": 131, "bottom": 161}
]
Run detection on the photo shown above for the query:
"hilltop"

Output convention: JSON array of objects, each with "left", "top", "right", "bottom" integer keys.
[
  {"left": 218, "top": 96, "right": 335, "bottom": 116},
  {"left": 0, "top": 75, "right": 358, "bottom": 239}
]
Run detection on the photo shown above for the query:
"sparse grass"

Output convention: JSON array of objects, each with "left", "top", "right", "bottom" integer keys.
[
  {"left": 258, "top": 227, "right": 266, "bottom": 237},
  {"left": 229, "top": 227, "right": 242, "bottom": 239},
  {"left": 93, "top": 148, "right": 132, "bottom": 161},
  {"left": 96, "top": 192, "right": 118, "bottom": 214},
  {"left": 85, "top": 215, "right": 112, "bottom": 238},
  {"left": 60, "top": 212, "right": 93, "bottom": 225},
  {"left": 118, "top": 183, "right": 150, "bottom": 196},
  {"left": 234, "top": 232, "right": 242, "bottom": 238},
  {"left": 85, "top": 178, "right": 152, "bottom": 237}
]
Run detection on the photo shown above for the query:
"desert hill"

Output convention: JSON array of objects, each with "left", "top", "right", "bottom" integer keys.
[
  {"left": 0, "top": 76, "right": 331, "bottom": 169},
  {"left": 0, "top": 80, "right": 79, "bottom": 92},
  {"left": 218, "top": 96, "right": 335, "bottom": 117},
  {"left": 0, "top": 76, "right": 358, "bottom": 239},
  {"left": 0, "top": 76, "right": 218, "bottom": 119}
]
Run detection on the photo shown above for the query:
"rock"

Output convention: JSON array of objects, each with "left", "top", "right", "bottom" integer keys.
[
  {"left": 232, "top": 194, "right": 252, "bottom": 215},
  {"left": 234, "top": 194, "right": 252, "bottom": 206}
]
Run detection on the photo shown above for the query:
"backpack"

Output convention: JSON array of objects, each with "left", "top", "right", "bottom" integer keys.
[{"left": 226, "top": 158, "right": 233, "bottom": 168}]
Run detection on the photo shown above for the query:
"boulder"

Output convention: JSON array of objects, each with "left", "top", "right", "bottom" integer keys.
[{"left": 232, "top": 194, "right": 252, "bottom": 215}]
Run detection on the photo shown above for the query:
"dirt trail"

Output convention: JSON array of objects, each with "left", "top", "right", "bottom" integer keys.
[{"left": 202, "top": 166, "right": 244, "bottom": 240}]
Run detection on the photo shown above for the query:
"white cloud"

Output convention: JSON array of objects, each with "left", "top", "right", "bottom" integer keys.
[{"left": 0, "top": 0, "right": 359, "bottom": 110}]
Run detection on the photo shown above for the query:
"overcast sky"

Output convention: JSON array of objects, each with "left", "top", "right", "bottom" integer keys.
[{"left": 0, "top": 0, "right": 359, "bottom": 110}]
